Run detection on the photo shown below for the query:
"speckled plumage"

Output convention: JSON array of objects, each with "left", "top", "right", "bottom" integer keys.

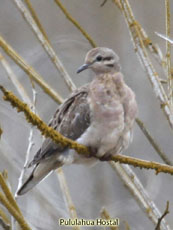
[{"left": 17, "top": 47, "right": 137, "bottom": 195}]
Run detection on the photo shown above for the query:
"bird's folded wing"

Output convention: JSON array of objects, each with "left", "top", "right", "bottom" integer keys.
[{"left": 28, "top": 84, "right": 91, "bottom": 167}]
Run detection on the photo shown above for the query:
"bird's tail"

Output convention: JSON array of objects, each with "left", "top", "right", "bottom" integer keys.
[{"left": 17, "top": 161, "right": 62, "bottom": 196}]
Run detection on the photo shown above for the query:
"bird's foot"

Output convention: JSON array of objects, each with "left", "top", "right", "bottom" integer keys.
[
  {"left": 87, "top": 146, "right": 98, "bottom": 158},
  {"left": 99, "top": 153, "right": 112, "bottom": 161}
]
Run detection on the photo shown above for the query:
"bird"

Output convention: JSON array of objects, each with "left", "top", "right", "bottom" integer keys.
[{"left": 17, "top": 47, "right": 138, "bottom": 196}]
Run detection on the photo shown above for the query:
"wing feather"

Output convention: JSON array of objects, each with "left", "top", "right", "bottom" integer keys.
[{"left": 28, "top": 85, "right": 90, "bottom": 167}]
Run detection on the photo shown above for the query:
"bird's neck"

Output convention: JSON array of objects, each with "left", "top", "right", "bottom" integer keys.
[
  {"left": 93, "top": 71, "right": 124, "bottom": 87},
  {"left": 89, "top": 71, "right": 125, "bottom": 102}
]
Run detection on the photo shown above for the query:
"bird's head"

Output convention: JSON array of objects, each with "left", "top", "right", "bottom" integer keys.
[{"left": 77, "top": 47, "right": 121, "bottom": 74}]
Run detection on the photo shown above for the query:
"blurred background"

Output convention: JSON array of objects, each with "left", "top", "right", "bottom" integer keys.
[{"left": 0, "top": 0, "right": 173, "bottom": 229}]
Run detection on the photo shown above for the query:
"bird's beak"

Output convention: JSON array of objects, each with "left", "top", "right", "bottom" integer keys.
[{"left": 77, "top": 63, "right": 91, "bottom": 74}]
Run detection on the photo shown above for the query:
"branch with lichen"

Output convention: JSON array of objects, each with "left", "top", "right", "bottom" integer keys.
[
  {"left": 0, "top": 85, "right": 88, "bottom": 155},
  {"left": 113, "top": 0, "right": 173, "bottom": 130},
  {"left": 110, "top": 0, "right": 165, "bottom": 69},
  {"left": 0, "top": 36, "right": 63, "bottom": 104},
  {"left": 0, "top": 173, "right": 31, "bottom": 230},
  {"left": 13, "top": 0, "right": 76, "bottom": 92},
  {"left": 1, "top": 86, "right": 173, "bottom": 176}
]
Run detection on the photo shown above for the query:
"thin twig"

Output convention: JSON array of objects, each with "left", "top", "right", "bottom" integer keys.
[
  {"left": 0, "top": 126, "right": 2, "bottom": 138},
  {"left": 18, "top": 2, "right": 80, "bottom": 222},
  {"left": 155, "top": 32, "right": 173, "bottom": 45},
  {"left": 100, "top": 208, "right": 119, "bottom": 230},
  {"left": 54, "top": 0, "right": 96, "bottom": 48},
  {"left": 2, "top": 86, "right": 173, "bottom": 176},
  {"left": 57, "top": 168, "right": 80, "bottom": 230},
  {"left": 0, "top": 218, "right": 10, "bottom": 230},
  {"left": 24, "top": 0, "right": 50, "bottom": 42},
  {"left": 0, "top": 192, "right": 31, "bottom": 230},
  {"left": 114, "top": 0, "right": 173, "bottom": 129},
  {"left": 0, "top": 36, "right": 63, "bottom": 104},
  {"left": 165, "top": 0, "right": 172, "bottom": 104},
  {"left": 15, "top": 89, "right": 36, "bottom": 198},
  {"left": 13, "top": 0, "right": 76, "bottom": 92},
  {"left": 0, "top": 52, "right": 33, "bottom": 107},
  {"left": 155, "top": 201, "right": 169, "bottom": 230},
  {"left": 136, "top": 118, "right": 173, "bottom": 165},
  {"left": 0, "top": 173, "right": 31, "bottom": 229},
  {"left": 113, "top": 1, "right": 165, "bottom": 68},
  {"left": 122, "top": 220, "right": 130, "bottom": 230},
  {"left": 0, "top": 208, "right": 10, "bottom": 230},
  {"left": 0, "top": 174, "right": 21, "bottom": 215},
  {"left": 100, "top": 0, "right": 108, "bottom": 7}
]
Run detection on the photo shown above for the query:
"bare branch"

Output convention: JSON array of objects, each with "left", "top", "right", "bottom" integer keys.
[
  {"left": 13, "top": 0, "right": 76, "bottom": 92},
  {"left": 24, "top": 0, "right": 50, "bottom": 42},
  {"left": 136, "top": 118, "right": 173, "bottom": 165},
  {"left": 165, "top": 0, "right": 172, "bottom": 104},
  {"left": 0, "top": 173, "right": 31, "bottom": 229},
  {"left": 155, "top": 32, "right": 173, "bottom": 45},
  {"left": 0, "top": 192, "right": 31, "bottom": 230},
  {"left": 0, "top": 208, "right": 10, "bottom": 230},
  {"left": 54, "top": 0, "right": 96, "bottom": 48},
  {"left": 56, "top": 168, "right": 80, "bottom": 230},
  {"left": 155, "top": 201, "right": 170, "bottom": 230},
  {"left": 0, "top": 36, "right": 63, "bottom": 104},
  {"left": 114, "top": 0, "right": 173, "bottom": 129}
]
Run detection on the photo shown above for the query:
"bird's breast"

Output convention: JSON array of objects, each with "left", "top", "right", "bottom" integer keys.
[{"left": 89, "top": 81, "right": 124, "bottom": 125}]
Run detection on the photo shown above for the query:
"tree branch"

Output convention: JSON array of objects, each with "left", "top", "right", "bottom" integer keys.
[
  {"left": 24, "top": 0, "right": 50, "bottom": 43},
  {"left": 0, "top": 192, "right": 31, "bottom": 230},
  {"left": 54, "top": 0, "right": 96, "bottom": 48},
  {"left": 0, "top": 126, "right": 2, "bottom": 138},
  {"left": 13, "top": 0, "right": 76, "bottom": 91},
  {"left": 136, "top": 118, "right": 173, "bottom": 165},
  {"left": 155, "top": 201, "right": 170, "bottom": 230},
  {"left": 56, "top": 168, "right": 80, "bottom": 230},
  {"left": 165, "top": 0, "right": 172, "bottom": 104},
  {"left": 114, "top": 0, "right": 173, "bottom": 129},
  {"left": 1, "top": 86, "right": 173, "bottom": 176},
  {"left": 0, "top": 36, "right": 63, "bottom": 104},
  {"left": 0, "top": 173, "right": 31, "bottom": 230}
]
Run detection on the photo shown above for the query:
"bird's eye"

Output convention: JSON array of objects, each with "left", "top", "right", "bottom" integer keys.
[
  {"left": 96, "top": 55, "right": 103, "bottom": 61},
  {"left": 104, "top": 56, "right": 112, "bottom": 61}
]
